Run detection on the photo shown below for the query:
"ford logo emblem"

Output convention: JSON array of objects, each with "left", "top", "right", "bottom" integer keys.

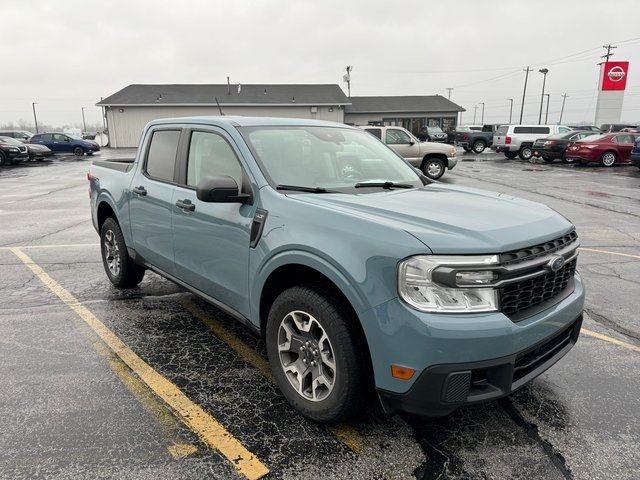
[{"left": 547, "top": 255, "right": 565, "bottom": 272}]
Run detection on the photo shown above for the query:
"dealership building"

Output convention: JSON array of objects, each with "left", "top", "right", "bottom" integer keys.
[{"left": 97, "top": 84, "right": 465, "bottom": 147}]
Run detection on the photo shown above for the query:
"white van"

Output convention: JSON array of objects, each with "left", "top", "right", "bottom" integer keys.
[{"left": 492, "top": 125, "right": 572, "bottom": 160}]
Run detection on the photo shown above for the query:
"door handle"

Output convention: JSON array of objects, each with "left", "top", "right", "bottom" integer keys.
[
  {"left": 132, "top": 186, "right": 147, "bottom": 196},
  {"left": 175, "top": 199, "right": 195, "bottom": 212}
]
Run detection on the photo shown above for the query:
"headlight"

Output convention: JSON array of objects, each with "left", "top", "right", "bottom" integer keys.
[
  {"left": 449, "top": 147, "right": 457, "bottom": 157},
  {"left": 8, "top": 147, "right": 19, "bottom": 152},
  {"left": 398, "top": 255, "right": 499, "bottom": 313}
]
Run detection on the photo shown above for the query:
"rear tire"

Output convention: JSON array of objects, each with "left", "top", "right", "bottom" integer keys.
[
  {"left": 100, "top": 217, "right": 145, "bottom": 288},
  {"left": 504, "top": 152, "right": 518, "bottom": 159},
  {"left": 266, "top": 286, "right": 366, "bottom": 423},
  {"left": 422, "top": 157, "right": 445, "bottom": 180},
  {"left": 472, "top": 140, "right": 486, "bottom": 153},
  {"left": 600, "top": 151, "right": 616, "bottom": 167},
  {"left": 542, "top": 155, "right": 554, "bottom": 163},
  {"left": 518, "top": 146, "right": 533, "bottom": 161},
  {"left": 73, "top": 146, "right": 84, "bottom": 156}
]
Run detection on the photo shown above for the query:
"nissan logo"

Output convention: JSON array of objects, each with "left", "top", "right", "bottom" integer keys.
[
  {"left": 607, "top": 66, "right": 626, "bottom": 82},
  {"left": 547, "top": 255, "right": 566, "bottom": 272}
]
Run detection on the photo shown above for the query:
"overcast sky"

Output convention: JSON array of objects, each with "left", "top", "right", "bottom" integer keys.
[{"left": 2, "top": 0, "right": 639, "bottom": 128}]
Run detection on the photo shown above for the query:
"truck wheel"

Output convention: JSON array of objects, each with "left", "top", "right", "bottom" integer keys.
[
  {"left": 600, "top": 151, "right": 616, "bottom": 167},
  {"left": 73, "top": 146, "right": 84, "bottom": 156},
  {"left": 542, "top": 155, "right": 554, "bottom": 163},
  {"left": 518, "top": 146, "right": 533, "bottom": 161},
  {"left": 266, "top": 286, "right": 366, "bottom": 423},
  {"left": 472, "top": 140, "right": 486, "bottom": 153},
  {"left": 422, "top": 158, "right": 445, "bottom": 180},
  {"left": 504, "top": 152, "right": 518, "bottom": 159},
  {"left": 100, "top": 217, "right": 145, "bottom": 288}
]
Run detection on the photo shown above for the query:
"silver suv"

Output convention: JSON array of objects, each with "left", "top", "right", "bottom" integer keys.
[
  {"left": 493, "top": 125, "right": 572, "bottom": 160},
  {"left": 359, "top": 125, "right": 457, "bottom": 179}
]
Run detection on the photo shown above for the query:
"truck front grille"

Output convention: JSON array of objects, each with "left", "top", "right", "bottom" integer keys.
[
  {"left": 500, "top": 230, "right": 578, "bottom": 266},
  {"left": 500, "top": 259, "right": 576, "bottom": 318}
]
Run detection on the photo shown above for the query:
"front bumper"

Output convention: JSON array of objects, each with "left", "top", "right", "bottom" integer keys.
[
  {"left": 533, "top": 149, "right": 562, "bottom": 159},
  {"left": 630, "top": 152, "right": 640, "bottom": 166},
  {"left": 447, "top": 156, "right": 458, "bottom": 170},
  {"left": 378, "top": 315, "right": 582, "bottom": 416}
]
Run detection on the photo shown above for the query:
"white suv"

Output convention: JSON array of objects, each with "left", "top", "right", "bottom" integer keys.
[
  {"left": 359, "top": 125, "right": 457, "bottom": 180},
  {"left": 492, "top": 125, "right": 572, "bottom": 160}
]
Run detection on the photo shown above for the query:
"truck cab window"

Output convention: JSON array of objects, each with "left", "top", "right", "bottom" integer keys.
[
  {"left": 186, "top": 131, "right": 243, "bottom": 188},
  {"left": 145, "top": 130, "right": 180, "bottom": 182},
  {"left": 386, "top": 129, "right": 411, "bottom": 144}
]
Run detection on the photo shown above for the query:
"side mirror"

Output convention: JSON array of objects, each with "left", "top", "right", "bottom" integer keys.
[
  {"left": 409, "top": 140, "right": 415, "bottom": 146},
  {"left": 196, "top": 175, "right": 251, "bottom": 203}
]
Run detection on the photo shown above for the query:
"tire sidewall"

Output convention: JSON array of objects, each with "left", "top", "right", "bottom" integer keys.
[
  {"left": 519, "top": 146, "right": 533, "bottom": 160},
  {"left": 265, "top": 286, "right": 361, "bottom": 422},
  {"left": 100, "top": 218, "right": 126, "bottom": 285},
  {"left": 473, "top": 140, "right": 486, "bottom": 153},
  {"left": 422, "top": 158, "right": 445, "bottom": 180},
  {"left": 73, "top": 146, "right": 84, "bottom": 156},
  {"left": 601, "top": 151, "right": 616, "bottom": 167},
  {"left": 0, "top": 152, "right": 6, "bottom": 166}
]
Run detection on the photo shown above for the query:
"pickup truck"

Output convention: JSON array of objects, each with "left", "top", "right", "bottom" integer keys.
[
  {"left": 359, "top": 125, "right": 457, "bottom": 180},
  {"left": 89, "top": 116, "right": 585, "bottom": 422},
  {"left": 456, "top": 124, "right": 501, "bottom": 153}
]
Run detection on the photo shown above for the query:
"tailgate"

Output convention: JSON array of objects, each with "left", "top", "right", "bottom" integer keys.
[{"left": 493, "top": 125, "right": 509, "bottom": 146}]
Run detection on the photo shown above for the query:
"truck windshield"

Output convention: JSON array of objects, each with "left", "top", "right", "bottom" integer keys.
[{"left": 240, "top": 126, "right": 423, "bottom": 191}]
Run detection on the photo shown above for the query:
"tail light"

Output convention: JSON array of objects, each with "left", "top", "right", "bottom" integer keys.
[
  {"left": 463, "top": 133, "right": 469, "bottom": 140},
  {"left": 505, "top": 136, "right": 511, "bottom": 144},
  {"left": 543, "top": 140, "right": 557, "bottom": 146}
]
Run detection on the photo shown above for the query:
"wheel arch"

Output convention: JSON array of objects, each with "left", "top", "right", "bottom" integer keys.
[
  {"left": 420, "top": 153, "right": 447, "bottom": 170},
  {"left": 97, "top": 199, "right": 118, "bottom": 231}
]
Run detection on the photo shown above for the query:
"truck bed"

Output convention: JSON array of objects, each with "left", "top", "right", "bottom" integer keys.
[{"left": 92, "top": 158, "right": 135, "bottom": 173}]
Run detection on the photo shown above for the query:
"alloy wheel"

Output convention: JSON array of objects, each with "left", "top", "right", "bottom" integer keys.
[
  {"left": 103, "top": 230, "right": 121, "bottom": 276},
  {"left": 602, "top": 152, "right": 616, "bottom": 167},
  {"left": 427, "top": 161, "right": 443, "bottom": 178}
]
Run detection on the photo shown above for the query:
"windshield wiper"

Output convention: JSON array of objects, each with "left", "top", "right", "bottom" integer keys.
[
  {"left": 354, "top": 181, "right": 414, "bottom": 189},
  {"left": 276, "top": 184, "right": 335, "bottom": 193}
]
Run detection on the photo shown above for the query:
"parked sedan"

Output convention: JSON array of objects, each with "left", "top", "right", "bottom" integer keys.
[
  {"left": 0, "top": 136, "right": 29, "bottom": 165},
  {"left": 416, "top": 126, "right": 448, "bottom": 143},
  {"left": 30, "top": 132, "right": 100, "bottom": 156},
  {"left": 565, "top": 133, "right": 638, "bottom": 166},
  {"left": 532, "top": 131, "right": 598, "bottom": 163},
  {"left": 26, "top": 143, "right": 53, "bottom": 160}
]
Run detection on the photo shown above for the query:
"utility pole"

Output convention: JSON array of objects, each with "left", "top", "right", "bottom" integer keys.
[
  {"left": 81, "top": 107, "right": 87, "bottom": 133},
  {"left": 446, "top": 87, "right": 453, "bottom": 99},
  {"left": 480, "top": 102, "right": 485, "bottom": 124},
  {"left": 32, "top": 102, "right": 39, "bottom": 133},
  {"left": 507, "top": 98, "right": 513, "bottom": 124},
  {"left": 344, "top": 65, "right": 353, "bottom": 98},
  {"left": 519, "top": 67, "right": 532, "bottom": 124},
  {"left": 538, "top": 68, "right": 549, "bottom": 125},
  {"left": 544, "top": 94, "right": 550, "bottom": 124},
  {"left": 473, "top": 105, "right": 478, "bottom": 124},
  {"left": 601, "top": 44, "right": 617, "bottom": 62},
  {"left": 559, "top": 93, "right": 568, "bottom": 124}
]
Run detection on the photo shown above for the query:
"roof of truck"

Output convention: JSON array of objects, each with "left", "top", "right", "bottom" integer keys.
[{"left": 146, "top": 116, "right": 353, "bottom": 128}]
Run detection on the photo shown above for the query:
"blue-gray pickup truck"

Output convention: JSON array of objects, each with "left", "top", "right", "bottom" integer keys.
[{"left": 89, "top": 116, "right": 585, "bottom": 422}]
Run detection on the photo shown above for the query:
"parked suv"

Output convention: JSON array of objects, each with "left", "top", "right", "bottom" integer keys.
[
  {"left": 0, "top": 136, "right": 29, "bottom": 165},
  {"left": 416, "top": 126, "right": 448, "bottom": 143},
  {"left": 492, "top": 125, "right": 572, "bottom": 160},
  {"left": 360, "top": 125, "right": 457, "bottom": 180},
  {"left": 456, "top": 124, "right": 501, "bottom": 153},
  {"left": 0, "top": 130, "right": 33, "bottom": 142},
  {"left": 89, "top": 116, "right": 584, "bottom": 422}
]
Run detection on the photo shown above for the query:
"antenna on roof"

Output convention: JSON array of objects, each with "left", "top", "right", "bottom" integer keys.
[{"left": 215, "top": 97, "right": 225, "bottom": 116}]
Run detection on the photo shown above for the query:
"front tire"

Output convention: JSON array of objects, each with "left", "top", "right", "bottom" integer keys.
[
  {"left": 600, "top": 151, "right": 616, "bottom": 167},
  {"left": 266, "top": 286, "right": 366, "bottom": 423},
  {"left": 100, "top": 217, "right": 145, "bottom": 288},
  {"left": 422, "top": 157, "right": 446, "bottom": 180},
  {"left": 73, "top": 146, "right": 84, "bottom": 156},
  {"left": 542, "top": 155, "right": 554, "bottom": 163},
  {"left": 504, "top": 152, "right": 518, "bottom": 159},
  {"left": 0, "top": 152, "right": 6, "bottom": 166},
  {"left": 518, "top": 146, "right": 533, "bottom": 161},
  {"left": 472, "top": 140, "right": 486, "bottom": 153}
]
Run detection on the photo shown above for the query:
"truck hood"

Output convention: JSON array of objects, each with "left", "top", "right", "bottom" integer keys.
[{"left": 290, "top": 185, "right": 573, "bottom": 254}]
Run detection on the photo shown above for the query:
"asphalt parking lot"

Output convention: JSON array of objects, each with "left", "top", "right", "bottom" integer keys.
[{"left": 0, "top": 149, "right": 639, "bottom": 480}]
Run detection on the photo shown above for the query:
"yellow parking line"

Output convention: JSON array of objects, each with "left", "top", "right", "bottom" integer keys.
[
  {"left": 579, "top": 247, "right": 640, "bottom": 260},
  {"left": 180, "top": 299, "right": 365, "bottom": 455},
  {"left": 10, "top": 248, "right": 269, "bottom": 480},
  {"left": 0, "top": 243, "right": 99, "bottom": 250},
  {"left": 582, "top": 328, "right": 640, "bottom": 353}
]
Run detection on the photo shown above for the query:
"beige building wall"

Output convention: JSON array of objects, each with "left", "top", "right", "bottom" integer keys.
[{"left": 106, "top": 105, "right": 345, "bottom": 147}]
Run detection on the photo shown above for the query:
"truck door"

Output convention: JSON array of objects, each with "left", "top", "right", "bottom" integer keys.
[
  {"left": 171, "top": 128, "right": 253, "bottom": 316},
  {"left": 385, "top": 128, "right": 421, "bottom": 164},
  {"left": 129, "top": 128, "right": 180, "bottom": 275}
]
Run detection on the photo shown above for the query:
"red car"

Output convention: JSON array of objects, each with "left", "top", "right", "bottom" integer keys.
[{"left": 565, "top": 133, "right": 638, "bottom": 166}]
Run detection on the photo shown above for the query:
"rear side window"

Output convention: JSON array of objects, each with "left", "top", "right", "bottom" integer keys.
[
  {"left": 513, "top": 127, "right": 550, "bottom": 134},
  {"left": 186, "top": 131, "right": 243, "bottom": 188},
  {"left": 496, "top": 126, "right": 509, "bottom": 135},
  {"left": 365, "top": 128, "right": 382, "bottom": 139},
  {"left": 145, "top": 130, "right": 181, "bottom": 182}
]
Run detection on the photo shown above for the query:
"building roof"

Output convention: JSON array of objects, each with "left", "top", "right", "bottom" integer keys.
[
  {"left": 345, "top": 95, "right": 465, "bottom": 114},
  {"left": 97, "top": 84, "right": 350, "bottom": 107}
]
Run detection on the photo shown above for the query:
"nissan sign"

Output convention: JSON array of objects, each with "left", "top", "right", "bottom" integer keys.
[{"left": 602, "top": 61, "right": 630, "bottom": 91}]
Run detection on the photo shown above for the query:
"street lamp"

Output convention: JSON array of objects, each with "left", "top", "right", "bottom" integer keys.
[
  {"left": 544, "top": 94, "right": 550, "bottom": 124},
  {"left": 538, "top": 68, "right": 549, "bottom": 125},
  {"left": 480, "top": 102, "right": 485, "bottom": 124},
  {"left": 507, "top": 98, "right": 513, "bottom": 124},
  {"left": 81, "top": 107, "right": 87, "bottom": 133},
  {"left": 32, "top": 102, "right": 39, "bottom": 134}
]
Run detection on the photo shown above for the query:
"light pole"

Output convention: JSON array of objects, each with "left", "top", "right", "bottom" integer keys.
[
  {"left": 81, "top": 107, "right": 87, "bottom": 133},
  {"left": 538, "top": 68, "right": 549, "bottom": 125},
  {"left": 480, "top": 102, "right": 485, "bottom": 124},
  {"left": 32, "top": 102, "right": 39, "bottom": 133},
  {"left": 519, "top": 66, "right": 532, "bottom": 124},
  {"left": 559, "top": 93, "right": 568, "bottom": 124},
  {"left": 544, "top": 94, "right": 550, "bottom": 124},
  {"left": 507, "top": 98, "right": 513, "bottom": 124},
  {"left": 473, "top": 105, "right": 478, "bottom": 124}
]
